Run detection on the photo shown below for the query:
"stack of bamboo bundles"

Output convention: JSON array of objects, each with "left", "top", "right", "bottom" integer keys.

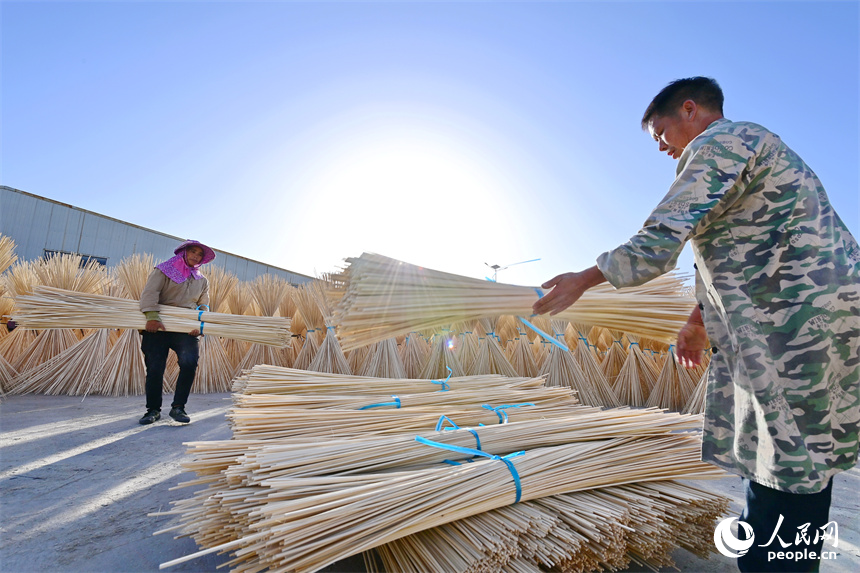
[
  {"left": 334, "top": 253, "right": 696, "bottom": 351},
  {"left": 367, "top": 480, "right": 729, "bottom": 573},
  {"left": 12, "top": 286, "right": 291, "bottom": 347},
  {"left": 157, "top": 371, "right": 728, "bottom": 572},
  {"left": 231, "top": 365, "right": 546, "bottom": 396}
]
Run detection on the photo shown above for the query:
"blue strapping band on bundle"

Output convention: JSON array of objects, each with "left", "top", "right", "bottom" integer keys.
[
  {"left": 516, "top": 288, "right": 569, "bottom": 352},
  {"left": 196, "top": 305, "right": 210, "bottom": 335},
  {"left": 431, "top": 366, "right": 453, "bottom": 392},
  {"left": 434, "top": 415, "right": 483, "bottom": 458},
  {"left": 481, "top": 402, "right": 536, "bottom": 424},
  {"left": 359, "top": 395, "right": 401, "bottom": 410},
  {"left": 415, "top": 436, "right": 525, "bottom": 503}
]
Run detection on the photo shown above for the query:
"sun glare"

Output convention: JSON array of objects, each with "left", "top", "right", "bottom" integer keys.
[{"left": 293, "top": 127, "right": 527, "bottom": 278}]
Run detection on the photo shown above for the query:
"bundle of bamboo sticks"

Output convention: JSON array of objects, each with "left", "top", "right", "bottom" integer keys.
[
  {"left": 334, "top": 253, "right": 695, "bottom": 350},
  {"left": 13, "top": 287, "right": 291, "bottom": 347}
]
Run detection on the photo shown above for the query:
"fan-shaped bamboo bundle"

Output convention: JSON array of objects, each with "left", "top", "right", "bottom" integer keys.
[
  {"left": 0, "top": 327, "right": 37, "bottom": 365},
  {"left": 419, "top": 331, "right": 465, "bottom": 380},
  {"left": 159, "top": 432, "right": 722, "bottom": 573},
  {"left": 645, "top": 351, "right": 697, "bottom": 412},
  {"left": 11, "top": 328, "right": 81, "bottom": 375},
  {"left": 453, "top": 328, "right": 479, "bottom": 369},
  {"left": 8, "top": 328, "right": 110, "bottom": 395},
  {"left": 496, "top": 315, "right": 519, "bottom": 347},
  {"left": 113, "top": 253, "right": 155, "bottom": 300},
  {"left": 307, "top": 281, "right": 351, "bottom": 375},
  {"left": 88, "top": 329, "right": 146, "bottom": 396},
  {"left": 360, "top": 338, "right": 406, "bottom": 378},
  {"left": 235, "top": 275, "right": 293, "bottom": 372},
  {"left": 611, "top": 340, "right": 660, "bottom": 407},
  {"left": 334, "top": 253, "right": 695, "bottom": 350},
  {"left": 307, "top": 326, "right": 351, "bottom": 375},
  {"left": 600, "top": 337, "right": 629, "bottom": 387},
  {"left": 223, "top": 283, "right": 254, "bottom": 369},
  {"left": 0, "top": 353, "right": 18, "bottom": 395},
  {"left": 571, "top": 335, "right": 620, "bottom": 408},
  {"left": 682, "top": 368, "right": 709, "bottom": 415},
  {"left": 292, "top": 282, "right": 326, "bottom": 332},
  {"left": 231, "top": 365, "right": 545, "bottom": 396},
  {"left": 468, "top": 331, "right": 518, "bottom": 377},
  {"left": 2, "top": 260, "right": 38, "bottom": 300},
  {"left": 400, "top": 333, "right": 430, "bottom": 379},
  {"left": 0, "top": 235, "right": 17, "bottom": 275},
  {"left": 346, "top": 345, "right": 370, "bottom": 375},
  {"left": 292, "top": 329, "right": 320, "bottom": 371},
  {"left": 206, "top": 266, "right": 240, "bottom": 314},
  {"left": 194, "top": 333, "right": 236, "bottom": 393},
  {"left": 13, "top": 287, "right": 291, "bottom": 347},
  {"left": 540, "top": 345, "right": 595, "bottom": 405},
  {"left": 33, "top": 253, "right": 108, "bottom": 293},
  {"left": 508, "top": 332, "right": 539, "bottom": 378}
]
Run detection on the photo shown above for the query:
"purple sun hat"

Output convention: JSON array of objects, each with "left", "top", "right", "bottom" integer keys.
[{"left": 175, "top": 240, "right": 216, "bottom": 265}]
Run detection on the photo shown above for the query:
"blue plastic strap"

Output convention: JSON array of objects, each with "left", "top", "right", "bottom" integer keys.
[
  {"left": 196, "top": 305, "right": 209, "bottom": 335},
  {"left": 415, "top": 436, "right": 524, "bottom": 502},
  {"left": 434, "top": 416, "right": 483, "bottom": 453},
  {"left": 482, "top": 402, "right": 536, "bottom": 424},
  {"left": 517, "top": 289, "right": 569, "bottom": 351},
  {"left": 431, "top": 366, "right": 453, "bottom": 391},
  {"left": 359, "top": 395, "right": 401, "bottom": 410}
]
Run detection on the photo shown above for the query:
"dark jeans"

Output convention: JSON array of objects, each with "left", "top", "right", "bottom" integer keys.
[
  {"left": 141, "top": 331, "right": 199, "bottom": 411},
  {"left": 737, "top": 478, "right": 834, "bottom": 573}
]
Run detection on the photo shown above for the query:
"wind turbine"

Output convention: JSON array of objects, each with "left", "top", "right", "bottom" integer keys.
[{"left": 484, "top": 258, "right": 540, "bottom": 282}]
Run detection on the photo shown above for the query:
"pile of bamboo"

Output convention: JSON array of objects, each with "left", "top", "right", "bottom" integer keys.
[
  {"left": 334, "top": 253, "right": 695, "bottom": 350},
  {"left": 156, "top": 363, "right": 728, "bottom": 573}
]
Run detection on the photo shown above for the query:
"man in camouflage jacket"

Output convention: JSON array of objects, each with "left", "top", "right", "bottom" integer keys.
[{"left": 534, "top": 77, "right": 858, "bottom": 573}]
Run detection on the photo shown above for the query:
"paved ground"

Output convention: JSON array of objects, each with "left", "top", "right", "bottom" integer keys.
[{"left": 1, "top": 393, "right": 858, "bottom": 573}]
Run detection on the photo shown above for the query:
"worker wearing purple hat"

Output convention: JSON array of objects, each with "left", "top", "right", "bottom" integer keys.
[{"left": 138, "top": 240, "right": 216, "bottom": 425}]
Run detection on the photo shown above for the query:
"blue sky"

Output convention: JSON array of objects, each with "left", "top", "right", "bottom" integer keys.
[{"left": 2, "top": 1, "right": 858, "bottom": 285}]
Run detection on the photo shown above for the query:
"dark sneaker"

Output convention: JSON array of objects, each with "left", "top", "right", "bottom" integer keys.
[
  {"left": 139, "top": 409, "right": 161, "bottom": 425},
  {"left": 169, "top": 406, "right": 190, "bottom": 424}
]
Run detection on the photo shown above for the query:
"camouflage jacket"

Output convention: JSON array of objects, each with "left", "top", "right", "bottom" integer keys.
[{"left": 597, "top": 118, "right": 859, "bottom": 493}]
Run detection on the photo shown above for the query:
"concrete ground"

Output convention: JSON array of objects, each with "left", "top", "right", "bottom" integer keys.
[{"left": 1, "top": 393, "right": 858, "bottom": 573}]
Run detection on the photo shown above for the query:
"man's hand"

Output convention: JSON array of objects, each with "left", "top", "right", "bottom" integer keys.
[
  {"left": 145, "top": 320, "right": 166, "bottom": 333},
  {"left": 676, "top": 306, "right": 708, "bottom": 368},
  {"left": 532, "top": 266, "right": 608, "bottom": 316},
  {"left": 189, "top": 329, "right": 201, "bottom": 337}
]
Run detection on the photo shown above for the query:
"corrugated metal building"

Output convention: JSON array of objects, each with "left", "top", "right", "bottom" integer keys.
[{"left": 0, "top": 186, "right": 313, "bottom": 285}]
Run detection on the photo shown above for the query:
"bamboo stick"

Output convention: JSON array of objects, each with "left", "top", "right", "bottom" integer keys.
[
  {"left": 13, "top": 287, "right": 291, "bottom": 347},
  {"left": 334, "top": 253, "right": 695, "bottom": 350}
]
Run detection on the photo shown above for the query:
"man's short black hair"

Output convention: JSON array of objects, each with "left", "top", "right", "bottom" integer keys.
[{"left": 641, "top": 77, "right": 724, "bottom": 129}]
